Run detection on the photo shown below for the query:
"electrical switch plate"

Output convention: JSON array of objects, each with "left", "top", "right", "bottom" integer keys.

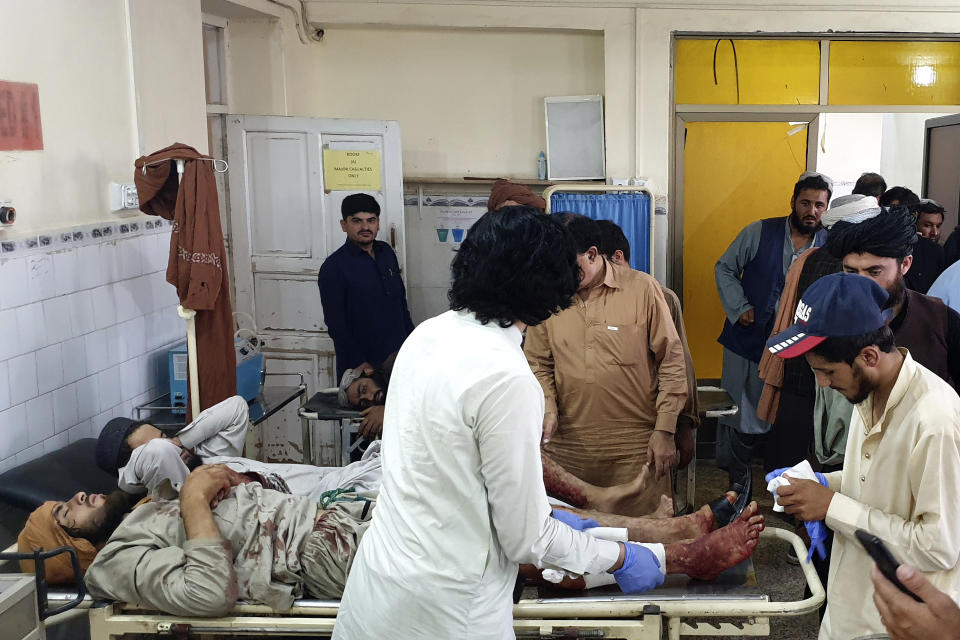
[{"left": 109, "top": 183, "right": 140, "bottom": 211}]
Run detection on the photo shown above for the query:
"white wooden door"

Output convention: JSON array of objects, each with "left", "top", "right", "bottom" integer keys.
[{"left": 226, "top": 115, "right": 404, "bottom": 463}]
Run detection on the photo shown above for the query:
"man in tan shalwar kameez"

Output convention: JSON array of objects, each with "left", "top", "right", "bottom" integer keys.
[
  {"left": 525, "top": 214, "right": 688, "bottom": 516},
  {"left": 134, "top": 143, "right": 236, "bottom": 418}
]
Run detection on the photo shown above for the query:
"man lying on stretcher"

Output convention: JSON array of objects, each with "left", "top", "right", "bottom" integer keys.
[{"left": 18, "top": 464, "right": 763, "bottom": 616}]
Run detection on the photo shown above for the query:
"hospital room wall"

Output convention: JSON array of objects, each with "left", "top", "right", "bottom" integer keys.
[
  {"left": 0, "top": 0, "right": 211, "bottom": 470},
  {"left": 226, "top": 24, "right": 606, "bottom": 180},
  {"left": 0, "top": 0, "right": 207, "bottom": 237}
]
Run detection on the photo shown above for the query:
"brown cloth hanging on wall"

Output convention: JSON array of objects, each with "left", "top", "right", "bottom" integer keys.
[{"left": 134, "top": 143, "right": 236, "bottom": 420}]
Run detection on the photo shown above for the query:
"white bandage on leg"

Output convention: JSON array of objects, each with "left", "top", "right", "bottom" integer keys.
[
  {"left": 582, "top": 541, "right": 667, "bottom": 588},
  {"left": 636, "top": 542, "right": 666, "bottom": 576},
  {"left": 584, "top": 527, "right": 628, "bottom": 542}
]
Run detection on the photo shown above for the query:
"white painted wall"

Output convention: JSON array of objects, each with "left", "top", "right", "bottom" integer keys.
[
  {"left": 880, "top": 113, "right": 940, "bottom": 195},
  {"left": 229, "top": 25, "right": 605, "bottom": 179},
  {"left": 0, "top": 0, "right": 207, "bottom": 236},
  {"left": 0, "top": 0, "right": 213, "bottom": 466},
  {"left": 0, "top": 0, "right": 136, "bottom": 235},
  {"left": 814, "top": 112, "right": 938, "bottom": 199},
  {"left": 816, "top": 113, "right": 885, "bottom": 199}
]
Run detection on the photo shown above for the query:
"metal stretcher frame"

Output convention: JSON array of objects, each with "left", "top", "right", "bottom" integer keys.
[{"left": 36, "top": 528, "right": 821, "bottom": 640}]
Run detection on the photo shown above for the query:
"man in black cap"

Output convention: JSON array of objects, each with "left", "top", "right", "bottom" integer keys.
[
  {"left": 318, "top": 193, "right": 414, "bottom": 381},
  {"left": 95, "top": 395, "right": 249, "bottom": 495}
]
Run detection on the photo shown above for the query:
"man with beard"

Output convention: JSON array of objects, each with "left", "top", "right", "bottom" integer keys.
[
  {"left": 828, "top": 208, "right": 960, "bottom": 389},
  {"left": 95, "top": 396, "right": 381, "bottom": 501},
  {"left": 336, "top": 352, "right": 396, "bottom": 438},
  {"left": 714, "top": 172, "right": 831, "bottom": 496},
  {"left": 318, "top": 193, "right": 414, "bottom": 381},
  {"left": 879, "top": 187, "right": 944, "bottom": 294},
  {"left": 18, "top": 465, "right": 765, "bottom": 615},
  {"left": 765, "top": 272, "right": 960, "bottom": 640}
]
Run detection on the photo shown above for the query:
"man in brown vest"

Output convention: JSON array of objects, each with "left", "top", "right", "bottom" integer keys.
[{"left": 827, "top": 208, "right": 960, "bottom": 390}]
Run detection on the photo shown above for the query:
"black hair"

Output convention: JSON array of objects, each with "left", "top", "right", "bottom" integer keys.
[
  {"left": 852, "top": 172, "right": 887, "bottom": 199},
  {"left": 596, "top": 219, "right": 631, "bottom": 263},
  {"left": 793, "top": 174, "right": 832, "bottom": 200},
  {"left": 809, "top": 325, "right": 896, "bottom": 365},
  {"left": 448, "top": 207, "right": 579, "bottom": 328},
  {"left": 879, "top": 186, "right": 919, "bottom": 208},
  {"left": 826, "top": 208, "right": 918, "bottom": 262},
  {"left": 914, "top": 199, "right": 945, "bottom": 220},
  {"left": 555, "top": 212, "right": 602, "bottom": 254},
  {"left": 355, "top": 369, "right": 389, "bottom": 408},
  {"left": 116, "top": 421, "right": 150, "bottom": 470},
  {"left": 341, "top": 193, "right": 381, "bottom": 220},
  {"left": 62, "top": 490, "right": 137, "bottom": 545}
]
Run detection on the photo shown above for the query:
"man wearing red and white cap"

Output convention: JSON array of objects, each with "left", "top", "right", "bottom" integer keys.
[{"left": 765, "top": 272, "right": 960, "bottom": 640}]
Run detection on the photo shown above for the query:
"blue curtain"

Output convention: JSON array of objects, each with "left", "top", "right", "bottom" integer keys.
[{"left": 549, "top": 192, "right": 652, "bottom": 273}]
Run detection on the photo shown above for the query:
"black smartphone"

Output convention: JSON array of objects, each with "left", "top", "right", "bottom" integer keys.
[{"left": 855, "top": 529, "right": 923, "bottom": 602}]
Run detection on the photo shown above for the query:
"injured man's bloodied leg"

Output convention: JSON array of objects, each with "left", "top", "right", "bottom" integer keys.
[
  {"left": 553, "top": 489, "right": 746, "bottom": 544},
  {"left": 519, "top": 501, "right": 765, "bottom": 588},
  {"left": 543, "top": 454, "right": 674, "bottom": 516}
]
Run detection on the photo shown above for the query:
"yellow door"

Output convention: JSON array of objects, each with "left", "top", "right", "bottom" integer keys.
[{"left": 682, "top": 121, "right": 808, "bottom": 379}]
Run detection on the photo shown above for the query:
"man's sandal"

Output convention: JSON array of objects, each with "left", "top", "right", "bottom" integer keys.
[{"left": 707, "top": 474, "right": 752, "bottom": 528}]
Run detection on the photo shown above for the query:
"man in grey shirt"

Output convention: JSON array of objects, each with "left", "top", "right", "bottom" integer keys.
[{"left": 714, "top": 172, "right": 830, "bottom": 495}]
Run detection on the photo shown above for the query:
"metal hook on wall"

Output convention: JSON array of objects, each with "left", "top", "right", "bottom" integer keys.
[{"left": 140, "top": 157, "right": 229, "bottom": 175}]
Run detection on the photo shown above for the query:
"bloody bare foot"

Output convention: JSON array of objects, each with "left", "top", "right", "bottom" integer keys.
[
  {"left": 586, "top": 464, "right": 650, "bottom": 515},
  {"left": 665, "top": 501, "right": 764, "bottom": 581}
]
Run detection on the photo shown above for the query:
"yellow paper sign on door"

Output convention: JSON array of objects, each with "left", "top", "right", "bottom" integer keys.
[{"left": 323, "top": 149, "right": 382, "bottom": 191}]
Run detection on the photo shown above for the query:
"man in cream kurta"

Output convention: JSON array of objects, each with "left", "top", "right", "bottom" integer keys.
[
  {"left": 766, "top": 272, "right": 960, "bottom": 640},
  {"left": 815, "top": 349, "right": 960, "bottom": 639},
  {"left": 524, "top": 257, "right": 688, "bottom": 516}
]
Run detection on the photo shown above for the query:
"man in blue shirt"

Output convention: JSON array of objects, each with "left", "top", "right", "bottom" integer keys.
[{"left": 318, "top": 193, "right": 414, "bottom": 381}]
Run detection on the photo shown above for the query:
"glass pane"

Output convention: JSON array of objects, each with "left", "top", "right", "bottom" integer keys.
[
  {"left": 675, "top": 39, "right": 820, "bottom": 105},
  {"left": 829, "top": 41, "right": 960, "bottom": 105},
  {"left": 682, "top": 121, "right": 808, "bottom": 377},
  {"left": 203, "top": 24, "right": 225, "bottom": 105}
]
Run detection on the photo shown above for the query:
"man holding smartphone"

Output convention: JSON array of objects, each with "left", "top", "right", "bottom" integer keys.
[
  {"left": 764, "top": 272, "right": 960, "bottom": 640},
  {"left": 872, "top": 564, "right": 960, "bottom": 640}
]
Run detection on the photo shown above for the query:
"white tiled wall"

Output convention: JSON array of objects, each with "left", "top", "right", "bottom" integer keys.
[{"left": 0, "top": 219, "right": 187, "bottom": 474}]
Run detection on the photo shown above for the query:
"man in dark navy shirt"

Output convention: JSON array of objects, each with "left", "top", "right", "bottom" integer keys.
[{"left": 318, "top": 193, "right": 414, "bottom": 381}]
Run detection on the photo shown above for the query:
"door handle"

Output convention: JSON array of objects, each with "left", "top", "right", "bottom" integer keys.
[{"left": 390, "top": 224, "right": 397, "bottom": 249}]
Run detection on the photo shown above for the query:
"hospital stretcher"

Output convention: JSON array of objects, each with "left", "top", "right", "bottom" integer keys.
[{"left": 19, "top": 527, "right": 822, "bottom": 640}]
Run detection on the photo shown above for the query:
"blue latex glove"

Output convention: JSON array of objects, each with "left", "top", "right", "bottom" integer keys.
[
  {"left": 765, "top": 467, "right": 791, "bottom": 484},
  {"left": 551, "top": 509, "right": 599, "bottom": 531},
  {"left": 765, "top": 468, "right": 828, "bottom": 487},
  {"left": 765, "top": 468, "right": 830, "bottom": 562},
  {"left": 613, "top": 542, "right": 664, "bottom": 594},
  {"left": 805, "top": 472, "right": 830, "bottom": 561},
  {"left": 805, "top": 520, "right": 828, "bottom": 562}
]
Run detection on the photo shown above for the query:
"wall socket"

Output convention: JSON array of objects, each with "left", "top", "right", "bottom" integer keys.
[
  {"left": 109, "top": 183, "right": 140, "bottom": 211},
  {"left": 0, "top": 200, "right": 14, "bottom": 227}
]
